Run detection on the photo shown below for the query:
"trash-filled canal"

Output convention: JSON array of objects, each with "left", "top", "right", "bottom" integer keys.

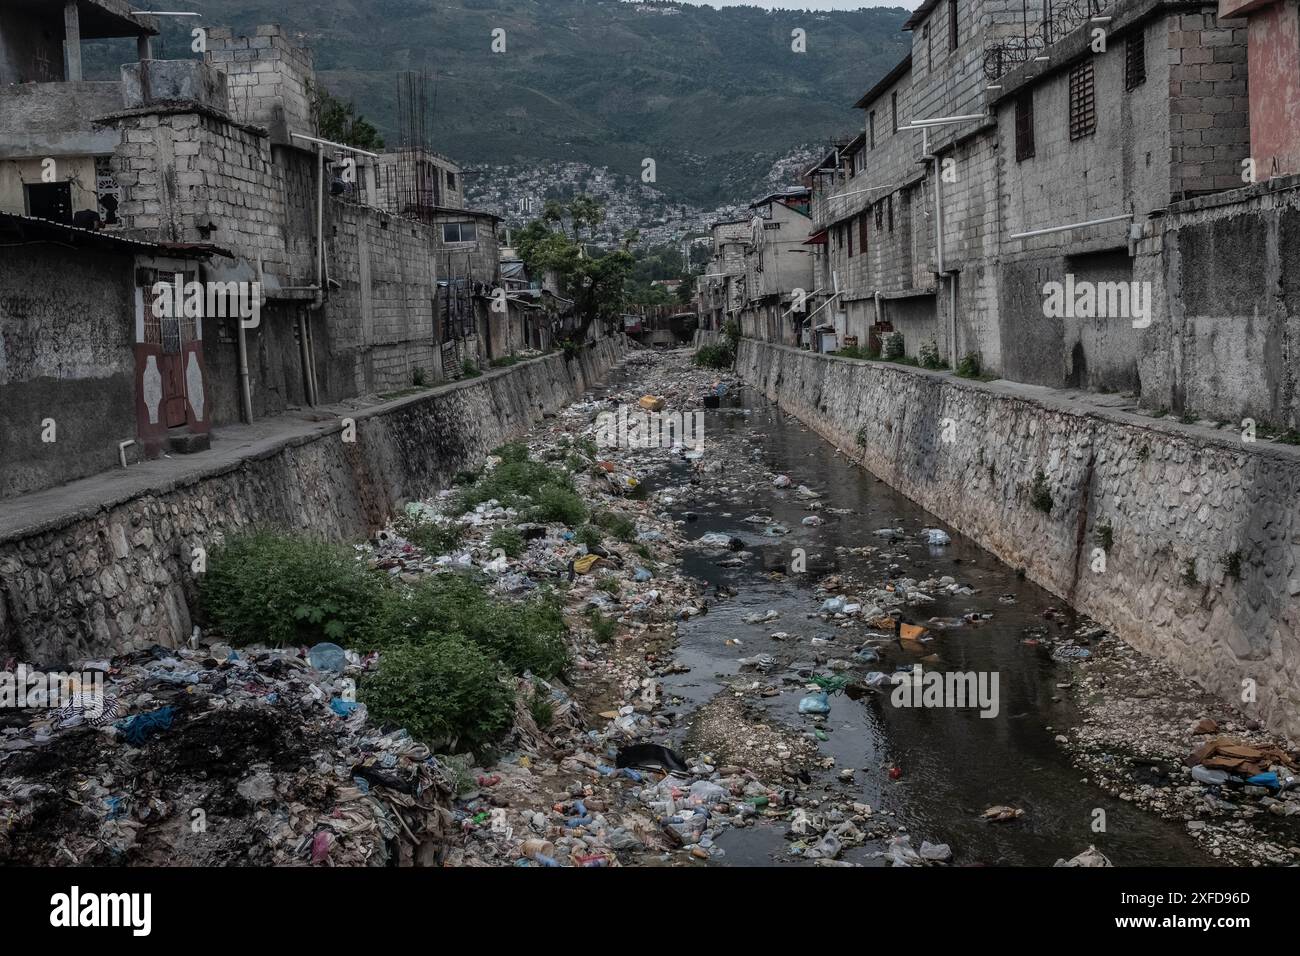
[{"left": 639, "top": 372, "right": 1209, "bottom": 866}]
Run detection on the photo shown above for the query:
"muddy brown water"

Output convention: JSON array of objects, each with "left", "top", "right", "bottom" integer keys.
[{"left": 619, "top": 371, "right": 1208, "bottom": 867}]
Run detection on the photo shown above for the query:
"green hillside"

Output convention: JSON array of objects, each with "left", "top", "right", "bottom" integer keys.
[{"left": 93, "top": 0, "right": 911, "bottom": 206}]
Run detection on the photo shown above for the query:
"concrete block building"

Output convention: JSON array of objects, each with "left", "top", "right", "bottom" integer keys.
[{"left": 0, "top": 13, "right": 518, "bottom": 500}]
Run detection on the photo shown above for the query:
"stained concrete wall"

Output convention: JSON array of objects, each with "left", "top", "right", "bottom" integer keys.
[
  {"left": 1144, "top": 175, "right": 1300, "bottom": 428},
  {"left": 736, "top": 338, "right": 1300, "bottom": 738},
  {"left": 0, "top": 335, "right": 625, "bottom": 663},
  {"left": 0, "top": 245, "right": 137, "bottom": 498}
]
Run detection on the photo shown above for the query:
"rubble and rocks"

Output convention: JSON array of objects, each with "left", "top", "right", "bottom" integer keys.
[{"left": 1054, "top": 628, "right": 1300, "bottom": 865}]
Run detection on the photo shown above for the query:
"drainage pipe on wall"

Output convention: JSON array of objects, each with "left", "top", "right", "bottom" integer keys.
[{"left": 236, "top": 316, "right": 254, "bottom": 423}]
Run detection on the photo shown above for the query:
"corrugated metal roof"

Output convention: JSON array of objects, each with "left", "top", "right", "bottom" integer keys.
[{"left": 0, "top": 212, "right": 228, "bottom": 257}]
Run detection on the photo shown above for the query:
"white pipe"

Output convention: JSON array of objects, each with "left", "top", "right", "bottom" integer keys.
[
  {"left": 1007, "top": 213, "right": 1133, "bottom": 241},
  {"left": 290, "top": 132, "right": 380, "bottom": 158},
  {"left": 899, "top": 113, "right": 987, "bottom": 130},
  {"left": 950, "top": 271, "right": 958, "bottom": 366},
  {"left": 118, "top": 440, "right": 135, "bottom": 468},
  {"left": 803, "top": 291, "right": 843, "bottom": 324},
  {"left": 236, "top": 314, "right": 253, "bottom": 423}
]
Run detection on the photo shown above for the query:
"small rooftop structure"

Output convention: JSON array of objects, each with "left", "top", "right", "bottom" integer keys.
[{"left": 0, "top": 0, "right": 159, "bottom": 84}]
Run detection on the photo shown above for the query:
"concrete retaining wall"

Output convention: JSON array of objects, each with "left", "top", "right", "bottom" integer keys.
[
  {"left": 737, "top": 338, "right": 1300, "bottom": 737},
  {"left": 0, "top": 337, "right": 625, "bottom": 664}
]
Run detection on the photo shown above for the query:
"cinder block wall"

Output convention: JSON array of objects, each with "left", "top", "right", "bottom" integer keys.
[{"left": 205, "top": 24, "right": 316, "bottom": 146}]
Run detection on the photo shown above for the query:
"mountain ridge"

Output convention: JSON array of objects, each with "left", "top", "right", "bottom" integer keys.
[{"left": 103, "top": 0, "right": 912, "bottom": 207}]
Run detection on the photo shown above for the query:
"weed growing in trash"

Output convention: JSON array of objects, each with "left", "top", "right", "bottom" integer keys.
[
  {"left": 364, "top": 574, "right": 569, "bottom": 678},
  {"left": 586, "top": 609, "right": 617, "bottom": 643},
  {"left": 592, "top": 508, "right": 636, "bottom": 542},
  {"left": 453, "top": 442, "right": 588, "bottom": 525},
  {"left": 201, "top": 532, "right": 386, "bottom": 644},
  {"left": 488, "top": 526, "right": 525, "bottom": 558},
  {"left": 359, "top": 637, "right": 515, "bottom": 753},
  {"left": 394, "top": 513, "right": 467, "bottom": 555},
  {"left": 694, "top": 342, "right": 734, "bottom": 369}
]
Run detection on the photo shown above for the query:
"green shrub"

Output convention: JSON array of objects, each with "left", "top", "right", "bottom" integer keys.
[
  {"left": 721, "top": 319, "right": 740, "bottom": 350},
  {"left": 412, "top": 367, "right": 428, "bottom": 387},
  {"left": 883, "top": 331, "right": 905, "bottom": 361},
  {"left": 490, "top": 355, "right": 521, "bottom": 368},
  {"left": 531, "top": 484, "right": 588, "bottom": 525},
  {"left": 597, "top": 574, "right": 621, "bottom": 597},
  {"left": 200, "top": 532, "right": 384, "bottom": 644},
  {"left": 461, "top": 359, "right": 481, "bottom": 378},
  {"left": 454, "top": 452, "right": 579, "bottom": 518},
  {"left": 488, "top": 527, "right": 525, "bottom": 558},
  {"left": 360, "top": 637, "right": 514, "bottom": 753},
  {"left": 587, "top": 609, "right": 617, "bottom": 643},
  {"left": 593, "top": 509, "right": 636, "bottom": 542},
  {"left": 694, "top": 342, "right": 734, "bottom": 369},
  {"left": 955, "top": 352, "right": 983, "bottom": 379},
  {"left": 575, "top": 524, "right": 603, "bottom": 549},
  {"left": 493, "top": 441, "right": 531, "bottom": 464},
  {"left": 529, "top": 683, "right": 555, "bottom": 729},
  {"left": 365, "top": 575, "right": 569, "bottom": 677},
  {"left": 834, "top": 344, "right": 872, "bottom": 360},
  {"left": 919, "top": 338, "right": 945, "bottom": 370},
  {"left": 395, "top": 513, "right": 466, "bottom": 554}
]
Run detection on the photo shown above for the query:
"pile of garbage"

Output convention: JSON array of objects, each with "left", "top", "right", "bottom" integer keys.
[{"left": 0, "top": 643, "right": 454, "bottom": 866}]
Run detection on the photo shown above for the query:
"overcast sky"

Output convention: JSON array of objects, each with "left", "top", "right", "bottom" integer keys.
[{"left": 663, "top": 1, "right": 919, "bottom": 9}]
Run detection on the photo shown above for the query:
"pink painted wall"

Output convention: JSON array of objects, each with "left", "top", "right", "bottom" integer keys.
[{"left": 1222, "top": 0, "right": 1300, "bottom": 178}]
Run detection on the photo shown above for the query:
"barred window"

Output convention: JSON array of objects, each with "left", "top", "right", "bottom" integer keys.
[
  {"left": 859, "top": 213, "right": 869, "bottom": 254},
  {"left": 869, "top": 110, "right": 876, "bottom": 150},
  {"left": 887, "top": 195, "right": 894, "bottom": 233},
  {"left": 948, "top": 0, "right": 958, "bottom": 51},
  {"left": 891, "top": 91, "right": 898, "bottom": 133},
  {"left": 1015, "top": 91, "right": 1034, "bottom": 161},
  {"left": 1125, "top": 32, "right": 1146, "bottom": 91},
  {"left": 874, "top": 202, "right": 885, "bottom": 230},
  {"left": 1069, "top": 59, "right": 1097, "bottom": 140},
  {"left": 847, "top": 220, "right": 854, "bottom": 257}
]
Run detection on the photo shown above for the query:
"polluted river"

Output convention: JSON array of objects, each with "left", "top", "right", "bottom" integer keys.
[
  {"left": 10, "top": 346, "right": 1297, "bottom": 868},
  {"left": 600, "top": 350, "right": 1208, "bottom": 867}
]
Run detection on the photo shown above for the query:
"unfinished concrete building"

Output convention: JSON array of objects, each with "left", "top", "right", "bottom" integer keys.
[{"left": 0, "top": 14, "right": 521, "bottom": 499}]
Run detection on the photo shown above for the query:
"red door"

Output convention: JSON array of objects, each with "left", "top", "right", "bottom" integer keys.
[{"left": 159, "top": 315, "right": 188, "bottom": 428}]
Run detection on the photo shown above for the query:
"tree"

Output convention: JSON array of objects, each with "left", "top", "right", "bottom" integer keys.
[
  {"left": 516, "top": 199, "right": 632, "bottom": 343},
  {"left": 309, "top": 84, "right": 385, "bottom": 151}
]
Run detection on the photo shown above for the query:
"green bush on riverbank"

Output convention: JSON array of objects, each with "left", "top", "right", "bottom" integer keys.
[{"left": 201, "top": 528, "right": 572, "bottom": 752}]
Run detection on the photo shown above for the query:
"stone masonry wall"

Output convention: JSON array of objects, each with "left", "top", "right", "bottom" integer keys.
[
  {"left": 736, "top": 338, "right": 1300, "bottom": 738},
  {"left": 0, "top": 337, "right": 625, "bottom": 664}
]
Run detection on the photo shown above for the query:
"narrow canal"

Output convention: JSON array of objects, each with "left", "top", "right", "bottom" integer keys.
[{"left": 636, "top": 367, "right": 1206, "bottom": 866}]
